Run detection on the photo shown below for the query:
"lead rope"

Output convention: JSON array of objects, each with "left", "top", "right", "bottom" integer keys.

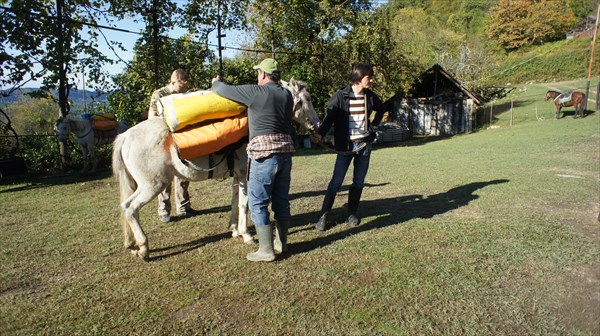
[{"left": 313, "top": 140, "right": 368, "bottom": 156}]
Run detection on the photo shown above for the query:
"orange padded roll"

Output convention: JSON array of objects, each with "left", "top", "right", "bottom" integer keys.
[{"left": 172, "top": 113, "right": 248, "bottom": 160}]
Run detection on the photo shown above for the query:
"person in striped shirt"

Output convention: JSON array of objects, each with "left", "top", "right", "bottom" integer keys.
[{"left": 311, "top": 64, "right": 386, "bottom": 231}]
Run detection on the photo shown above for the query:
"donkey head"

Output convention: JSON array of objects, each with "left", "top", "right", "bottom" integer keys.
[
  {"left": 282, "top": 79, "right": 321, "bottom": 133},
  {"left": 55, "top": 117, "right": 71, "bottom": 142}
]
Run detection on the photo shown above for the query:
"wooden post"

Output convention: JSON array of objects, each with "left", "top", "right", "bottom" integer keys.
[
  {"left": 510, "top": 99, "right": 513, "bottom": 126},
  {"left": 597, "top": 81, "right": 599, "bottom": 111},
  {"left": 584, "top": 4, "right": 600, "bottom": 111},
  {"left": 490, "top": 101, "right": 493, "bottom": 125}
]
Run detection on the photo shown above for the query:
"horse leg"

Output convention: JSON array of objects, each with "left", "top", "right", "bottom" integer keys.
[
  {"left": 122, "top": 211, "right": 136, "bottom": 250},
  {"left": 238, "top": 176, "right": 251, "bottom": 243},
  {"left": 121, "top": 188, "right": 156, "bottom": 261},
  {"left": 577, "top": 100, "right": 584, "bottom": 118},
  {"left": 81, "top": 145, "right": 90, "bottom": 174},
  {"left": 229, "top": 176, "right": 252, "bottom": 243},
  {"left": 90, "top": 147, "right": 98, "bottom": 173},
  {"left": 555, "top": 104, "right": 561, "bottom": 119}
]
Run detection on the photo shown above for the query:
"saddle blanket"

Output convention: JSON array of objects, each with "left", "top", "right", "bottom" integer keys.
[
  {"left": 159, "top": 90, "right": 247, "bottom": 132},
  {"left": 172, "top": 113, "right": 249, "bottom": 160},
  {"left": 91, "top": 119, "right": 118, "bottom": 131},
  {"left": 95, "top": 128, "right": 119, "bottom": 142},
  {"left": 558, "top": 91, "right": 573, "bottom": 104}
]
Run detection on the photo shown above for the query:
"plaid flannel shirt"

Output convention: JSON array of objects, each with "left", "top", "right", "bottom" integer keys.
[{"left": 247, "top": 133, "right": 295, "bottom": 160}]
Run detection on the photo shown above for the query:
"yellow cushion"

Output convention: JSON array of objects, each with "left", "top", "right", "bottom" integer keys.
[{"left": 159, "top": 90, "right": 247, "bottom": 131}]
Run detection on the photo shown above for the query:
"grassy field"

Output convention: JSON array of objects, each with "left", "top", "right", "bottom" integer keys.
[{"left": 1, "top": 80, "right": 599, "bottom": 335}]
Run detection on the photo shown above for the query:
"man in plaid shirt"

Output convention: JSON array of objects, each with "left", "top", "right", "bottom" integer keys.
[{"left": 212, "top": 58, "right": 294, "bottom": 262}]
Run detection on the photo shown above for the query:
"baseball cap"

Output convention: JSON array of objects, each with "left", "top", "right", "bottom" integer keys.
[{"left": 253, "top": 58, "right": 279, "bottom": 74}]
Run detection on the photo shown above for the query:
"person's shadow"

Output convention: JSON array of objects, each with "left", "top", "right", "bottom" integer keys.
[
  {"left": 283, "top": 179, "right": 509, "bottom": 258},
  {"left": 148, "top": 179, "right": 508, "bottom": 261}
]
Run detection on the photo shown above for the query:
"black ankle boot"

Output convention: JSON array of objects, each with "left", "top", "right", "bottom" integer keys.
[
  {"left": 347, "top": 187, "right": 363, "bottom": 227},
  {"left": 316, "top": 192, "right": 336, "bottom": 231}
]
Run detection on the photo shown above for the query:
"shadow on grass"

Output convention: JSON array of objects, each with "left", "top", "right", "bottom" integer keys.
[
  {"left": 294, "top": 134, "right": 457, "bottom": 156},
  {"left": 166, "top": 205, "right": 232, "bottom": 223},
  {"left": 283, "top": 179, "right": 510, "bottom": 259},
  {"left": 149, "top": 232, "right": 232, "bottom": 262},
  {"left": 290, "top": 182, "right": 390, "bottom": 200},
  {"left": 0, "top": 167, "right": 113, "bottom": 193},
  {"left": 145, "top": 180, "right": 509, "bottom": 261},
  {"left": 556, "top": 109, "right": 596, "bottom": 119}
]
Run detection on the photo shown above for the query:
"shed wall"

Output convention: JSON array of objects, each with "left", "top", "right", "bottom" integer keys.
[{"left": 392, "top": 98, "right": 476, "bottom": 135}]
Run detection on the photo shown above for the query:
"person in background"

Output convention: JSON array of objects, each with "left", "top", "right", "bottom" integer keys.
[
  {"left": 148, "top": 69, "right": 197, "bottom": 223},
  {"left": 211, "top": 58, "right": 294, "bottom": 262},
  {"left": 311, "top": 64, "right": 385, "bottom": 231}
]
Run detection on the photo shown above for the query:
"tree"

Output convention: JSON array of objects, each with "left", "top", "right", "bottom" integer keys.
[
  {"left": 108, "top": 34, "right": 214, "bottom": 124},
  {"left": 487, "top": 0, "right": 578, "bottom": 51},
  {"left": 447, "top": 0, "right": 494, "bottom": 36},
  {"left": 567, "top": 0, "right": 598, "bottom": 19},
  {"left": 5, "top": 96, "right": 57, "bottom": 135},
  {"left": 1, "top": 0, "right": 113, "bottom": 97},
  {"left": 245, "top": 0, "right": 375, "bottom": 113}
]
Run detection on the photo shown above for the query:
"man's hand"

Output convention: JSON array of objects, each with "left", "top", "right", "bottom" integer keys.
[{"left": 211, "top": 75, "right": 221, "bottom": 83}]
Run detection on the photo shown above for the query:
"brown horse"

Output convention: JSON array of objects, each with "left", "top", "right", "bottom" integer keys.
[{"left": 544, "top": 90, "right": 586, "bottom": 119}]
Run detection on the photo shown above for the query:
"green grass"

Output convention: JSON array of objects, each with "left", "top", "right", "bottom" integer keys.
[
  {"left": 1, "top": 81, "right": 599, "bottom": 335},
  {"left": 487, "top": 77, "right": 598, "bottom": 127},
  {"left": 489, "top": 37, "right": 599, "bottom": 85}
]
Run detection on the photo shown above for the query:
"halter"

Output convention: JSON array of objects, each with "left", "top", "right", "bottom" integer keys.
[
  {"left": 314, "top": 141, "right": 369, "bottom": 156},
  {"left": 77, "top": 126, "right": 93, "bottom": 139}
]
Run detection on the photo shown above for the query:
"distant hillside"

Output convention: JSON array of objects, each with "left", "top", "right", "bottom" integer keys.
[
  {"left": 0, "top": 88, "right": 108, "bottom": 109},
  {"left": 487, "top": 37, "right": 598, "bottom": 85}
]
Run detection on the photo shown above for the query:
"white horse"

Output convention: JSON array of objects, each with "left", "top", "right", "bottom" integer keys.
[
  {"left": 112, "top": 79, "right": 320, "bottom": 261},
  {"left": 56, "top": 117, "right": 128, "bottom": 174}
]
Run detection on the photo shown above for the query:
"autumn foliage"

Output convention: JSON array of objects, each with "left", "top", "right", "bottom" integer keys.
[{"left": 487, "top": 0, "right": 578, "bottom": 51}]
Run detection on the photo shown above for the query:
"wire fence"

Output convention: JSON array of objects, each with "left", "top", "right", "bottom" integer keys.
[{"left": 483, "top": 84, "right": 599, "bottom": 127}]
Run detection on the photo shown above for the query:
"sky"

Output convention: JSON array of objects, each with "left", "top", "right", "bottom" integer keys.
[
  {"left": 5, "top": 16, "right": 247, "bottom": 90},
  {"left": 6, "top": 1, "right": 389, "bottom": 90}
]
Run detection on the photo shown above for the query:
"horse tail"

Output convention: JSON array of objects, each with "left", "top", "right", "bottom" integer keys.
[{"left": 112, "top": 133, "right": 137, "bottom": 217}]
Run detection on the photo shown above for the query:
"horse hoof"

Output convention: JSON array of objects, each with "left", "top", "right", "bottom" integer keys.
[
  {"left": 132, "top": 250, "right": 149, "bottom": 262},
  {"left": 242, "top": 234, "right": 255, "bottom": 244}
]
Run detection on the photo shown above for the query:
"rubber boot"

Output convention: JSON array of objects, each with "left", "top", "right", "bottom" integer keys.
[
  {"left": 273, "top": 219, "right": 289, "bottom": 254},
  {"left": 315, "top": 192, "right": 336, "bottom": 231},
  {"left": 347, "top": 187, "right": 363, "bottom": 227},
  {"left": 247, "top": 224, "right": 276, "bottom": 262}
]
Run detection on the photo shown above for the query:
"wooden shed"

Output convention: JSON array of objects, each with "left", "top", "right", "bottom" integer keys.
[{"left": 386, "top": 64, "right": 481, "bottom": 136}]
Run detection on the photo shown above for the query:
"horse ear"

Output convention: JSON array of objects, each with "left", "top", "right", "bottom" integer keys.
[
  {"left": 281, "top": 80, "right": 288, "bottom": 87},
  {"left": 289, "top": 79, "right": 299, "bottom": 91}
]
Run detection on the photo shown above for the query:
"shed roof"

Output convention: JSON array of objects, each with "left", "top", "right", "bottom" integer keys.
[{"left": 409, "top": 64, "right": 481, "bottom": 105}]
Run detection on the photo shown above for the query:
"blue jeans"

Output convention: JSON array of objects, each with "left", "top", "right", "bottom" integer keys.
[
  {"left": 248, "top": 153, "right": 292, "bottom": 227},
  {"left": 326, "top": 143, "right": 371, "bottom": 195}
]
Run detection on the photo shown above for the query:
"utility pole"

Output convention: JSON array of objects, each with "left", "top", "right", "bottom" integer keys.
[
  {"left": 56, "top": 0, "right": 70, "bottom": 169},
  {"left": 584, "top": 4, "right": 600, "bottom": 112},
  {"left": 217, "top": 0, "right": 225, "bottom": 77},
  {"left": 270, "top": 0, "right": 275, "bottom": 58},
  {"left": 151, "top": 0, "right": 160, "bottom": 89}
]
